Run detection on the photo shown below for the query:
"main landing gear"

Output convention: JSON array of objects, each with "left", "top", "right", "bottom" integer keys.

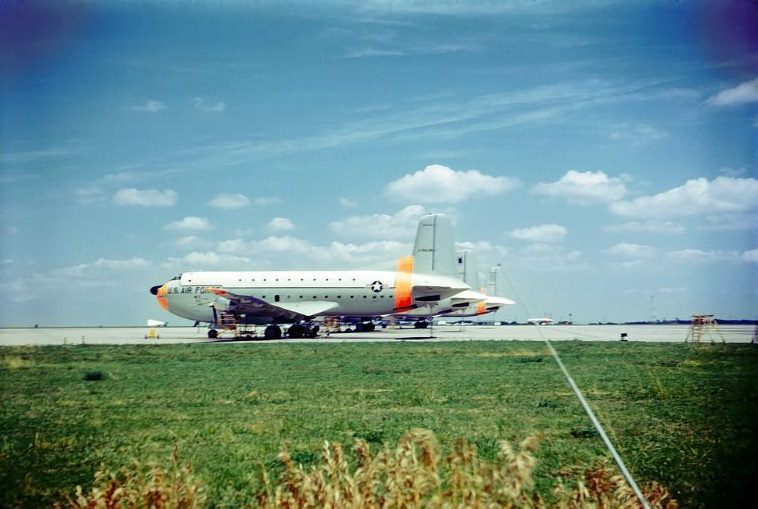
[
  {"left": 264, "top": 324, "right": 282, "bottom": 340},
  {"left": 354, "top": 321, "right": 376, "bottom": 332},
  {"left": 205, "top": 322, "right": 318, "bottom": 340},
  {"left": 286, "top": 322, "right": 320, "bottom": 338}
]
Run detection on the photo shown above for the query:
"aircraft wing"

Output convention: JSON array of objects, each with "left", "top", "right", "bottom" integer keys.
[
  {"left": 206, "top": 288, "right": 338, "bottom": 321},
  {"left": 274, "top": 300, "right": 339, "bottom": 316}
]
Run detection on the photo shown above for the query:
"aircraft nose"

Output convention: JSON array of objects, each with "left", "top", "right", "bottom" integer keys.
[{"left": 151, "top": 284, "right": 170, "bottom": 310}]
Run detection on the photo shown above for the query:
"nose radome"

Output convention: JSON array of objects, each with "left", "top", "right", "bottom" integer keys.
[{"left": 150, "top": 285, "right": 161, "bottom": 295}]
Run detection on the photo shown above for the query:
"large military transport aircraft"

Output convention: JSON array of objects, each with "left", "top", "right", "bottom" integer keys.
[{"left": 149, "top": 254, "right": 468, "bottom": 339}]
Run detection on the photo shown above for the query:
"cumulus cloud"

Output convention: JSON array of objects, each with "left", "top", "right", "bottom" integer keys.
[
  {"left": 165, "top": 251, "right": 250, "bottom": 268},
  {"left": 513, "top": 243, "right": 583, "bottom": 271},
  {"left": 132, "top": 100, "right": 167, "bottom": 112},
  {"left": 533, "top": 170, "right": 627, "bottom": 204},
  {"left": 217, "top": 235, "right": 409, "bottom": 270},
  {"left": 93, "top": 257, "right": 150, "bottom": 269},
  {"left": 604, "top": 220, "right": 685, "bottom": 234},
  {"left": 208, "top": 193, "right": 250, "bottom": 209},
  {"left": 330, "top": 205, "right": 427, "bottom": 240},
  {"left": 164, "top": 216, "right": 212, "bottom": 231},
  {"left": 174, "top": 236, "right": 210, "bottom": 249},
  {"left": 48, "top": 257, "right": 150, "bottom": 283},
  {"left": 385, "top": 164, "right": 519, "bottom": 203},
  {"left": 339, "top": 197, "right": 358, "bottom": 208},
  {"left": 267, "top": 217, "right": 295, "bottom": 232},
  {"left": 610, "top": 176, "right": 758, "bottom": 219},
  {"left": 606, "top": 243, "right": 658, "bottom": 258},
  {"left": 455, "top": 240, "right": 510, "bottom": 263},
  {"left": 700, "top": 212, "right": 757, "bottom": 231},
  {"left": 509, "top": 224, "right": 567, "bottom": 243},
  {"left": 193, "top": 97, "right": 226, "bottom": 112},
  {"left": 707, "top": 78, "right": 758, "bottom": 106},
  {"left": 113, "top": 188, "right": 177, "bottom": 207}
]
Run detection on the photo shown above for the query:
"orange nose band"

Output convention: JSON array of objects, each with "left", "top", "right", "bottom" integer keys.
[{"left": 156, "top": 284, "right": 169, "bottom": 310}]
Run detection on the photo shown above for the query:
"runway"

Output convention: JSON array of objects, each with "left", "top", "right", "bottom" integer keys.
[{"left": 0, "top": 324, "right": 754, "bottom": 346}]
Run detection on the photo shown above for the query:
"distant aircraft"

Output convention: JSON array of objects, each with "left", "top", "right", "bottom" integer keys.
[
  {"left": 443, "top": 253, "right": 514, "bottom": 318},
  {"left": 150, "top": 216, "right": 469, "bottom": 339},
  {"left": 528, "top": 317, "right": 554, "bottom": 325},
  {"left": 146, "top": 319, "right": 167, "bottom": 327}
]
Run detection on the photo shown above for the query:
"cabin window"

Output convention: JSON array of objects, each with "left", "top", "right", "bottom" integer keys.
[
  {"left": 275, "top": 295, "right": 280, "bottom": 302},
  {"left": 313, "top": 296, "right": 317, "bottom": 299}
]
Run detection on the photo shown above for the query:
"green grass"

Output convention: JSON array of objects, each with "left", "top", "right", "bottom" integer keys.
[{"left": 0, "top": 341, "right": 756, "bottom": 508}]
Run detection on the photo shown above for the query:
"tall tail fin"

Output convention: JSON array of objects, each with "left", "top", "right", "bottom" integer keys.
[
  {"left": 487, "top": 265, "right": 502, "bottom": 296},
  {"left": 456, "top": 249, "right": 481, "bottom": 289},
  {"left": 412, "top": 214, "right": 457, "bottom": 276}
]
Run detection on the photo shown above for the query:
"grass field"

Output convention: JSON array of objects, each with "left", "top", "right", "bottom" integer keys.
[{"left": 1, "top": 340, "right": 756, "bottom": 508}]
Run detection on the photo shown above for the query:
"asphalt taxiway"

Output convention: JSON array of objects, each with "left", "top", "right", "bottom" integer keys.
[{"left": 0, "top": 324, "right": 754, "bottom": 346}]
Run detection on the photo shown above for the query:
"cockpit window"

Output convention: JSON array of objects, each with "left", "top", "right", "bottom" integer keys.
[{"left": 170, "top": 274, "right": 182, "bottom": 281}]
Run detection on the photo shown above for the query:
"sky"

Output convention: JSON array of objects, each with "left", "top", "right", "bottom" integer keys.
[{"left": 1, "top": 0, "right": 757, "bottom": 326}]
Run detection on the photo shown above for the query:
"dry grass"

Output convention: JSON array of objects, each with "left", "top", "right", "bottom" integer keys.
[
  {"left": 62, "top": 431, "right": 677, "bottom": 509},
  {"left": 257, "top": 429, "right": 677, "bottom": 509},
  {"left": 59, "top": 446, "right": 206, "bottom": 509}
]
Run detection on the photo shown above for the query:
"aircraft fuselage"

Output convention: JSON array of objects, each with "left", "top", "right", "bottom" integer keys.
[{"left": 155, "top": 269, "right": 467, "bottom": 325}]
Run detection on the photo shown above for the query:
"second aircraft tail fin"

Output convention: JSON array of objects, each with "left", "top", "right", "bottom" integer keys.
[{"left": 412, "top": 213, "right": 457, "bottom": 276}]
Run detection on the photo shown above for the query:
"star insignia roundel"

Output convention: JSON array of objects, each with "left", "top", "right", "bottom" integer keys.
[{"left": 371, "top": 281, "right": 383, "bottom": 293}]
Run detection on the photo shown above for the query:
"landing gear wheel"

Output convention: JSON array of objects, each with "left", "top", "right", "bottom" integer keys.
[
  {"left": 287, "top": 324, "right": 305, "bottom": 339},
  {"left": 356, "top": 322, "right": 375, "bottom": 333},
  {"left": 414, "top": 320, "right": 429, "bottom": 329},
  {"left": 264, "top": 325, "right": 282, "bottom": 340},
  {"left": 208, "top": 329, "right": 218, "bottom": 339}
]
